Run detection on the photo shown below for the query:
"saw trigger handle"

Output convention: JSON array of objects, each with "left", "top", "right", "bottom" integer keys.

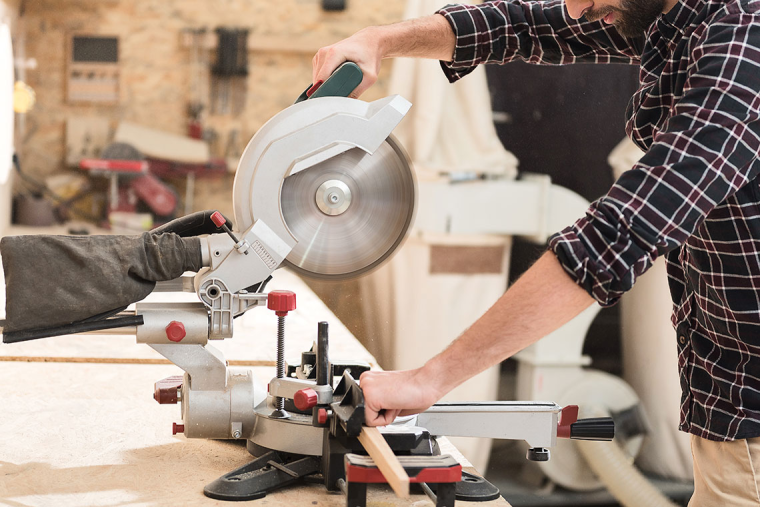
[{"left": 295, "top": 62, "right": 363, "bottom": 104}]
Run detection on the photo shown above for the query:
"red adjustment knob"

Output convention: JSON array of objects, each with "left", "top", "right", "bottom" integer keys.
[
  {"left": 318, "top": 408, "right": 328, "bottom": 425},
  {"left": 154, "top": 375, "right": 183, "bottom": 404},
  {"left": 165, "top": 321, "right": 186, "bottom": 342},
  {"left": 267, "top": 290, "right": 297, "bottom": 316},
  {"left": 172, "top": 423, "right": 185, "bottom": 435},
  {"left": 557, "top": 405, "right": 579, "bottom": 439},
  {"left": 294, "top": 388, "right": 319, "bottom": 411},
  {"left": 210, "top": 211, "right": 226, "bottom": 228}
]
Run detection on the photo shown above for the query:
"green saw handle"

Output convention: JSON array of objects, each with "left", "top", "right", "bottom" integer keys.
[{"left": 294, "top": 62, "right": 363, "bottom": 104}]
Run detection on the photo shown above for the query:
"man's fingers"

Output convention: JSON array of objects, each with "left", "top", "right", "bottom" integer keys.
[
  {"left": 348, "top": 73, "right": 377, "bottom": 99},
  {"left": 312, "top": 53, "right": 321, "bottom": 83},
  {"left": 314, "top": 48, "right": 347, "bottom": 85},
  {"left": 366, "top": 408, "right": 401, "bottom": 427}
]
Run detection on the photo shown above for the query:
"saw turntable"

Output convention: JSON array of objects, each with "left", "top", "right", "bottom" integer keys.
[{"left": 0, "top": 64, "right": 614, "bottom": 506}]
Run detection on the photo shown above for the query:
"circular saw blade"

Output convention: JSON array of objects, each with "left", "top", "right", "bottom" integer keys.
[{"left": 280, "top": 135, "right": 415, "bottom": 280}]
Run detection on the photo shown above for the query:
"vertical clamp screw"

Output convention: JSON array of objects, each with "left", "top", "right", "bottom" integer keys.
[{"left": 268, "top": 291, "right": 297, "bottom": 419}]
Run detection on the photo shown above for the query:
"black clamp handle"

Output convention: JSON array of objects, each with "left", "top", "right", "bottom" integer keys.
[
  {"left": 569, "top": 417, "right": 615, "bottom": 441},
  {"left": 558, "top": 405, "right": 615, "bottom": 441}
]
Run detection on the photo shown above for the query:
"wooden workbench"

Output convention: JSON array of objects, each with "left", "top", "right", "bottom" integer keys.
[{"left": 0, "top": 262, "right": 510, "bottom": 507}]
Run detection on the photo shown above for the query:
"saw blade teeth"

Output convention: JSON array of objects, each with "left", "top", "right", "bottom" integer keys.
[{"left": 280, "top": 136, "right": 415, "bottom": 280}]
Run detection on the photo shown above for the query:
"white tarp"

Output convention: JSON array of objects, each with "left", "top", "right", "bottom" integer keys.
[
  {"left": 359, "top": 0, "right": 519, "bottom": 473},
  {"left": 610, "top": 137, "right": 693, "bottom": 481}
]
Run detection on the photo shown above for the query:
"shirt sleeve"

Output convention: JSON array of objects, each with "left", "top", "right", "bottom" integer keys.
[
  {"left": 437, "top": 1, "right": 642, "bottom": 82},
  {"left": 548, "top": 15, "right": 760, "bottom": 306}
]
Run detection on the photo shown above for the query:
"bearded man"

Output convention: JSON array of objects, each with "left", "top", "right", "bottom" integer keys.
[{"left": 312, "top": 0, "right": 760, "bottom": 503}]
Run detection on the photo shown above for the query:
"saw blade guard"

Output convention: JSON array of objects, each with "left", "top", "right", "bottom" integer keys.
[{"left": 233, "top": 95, "right": 416, "bottom": 280}]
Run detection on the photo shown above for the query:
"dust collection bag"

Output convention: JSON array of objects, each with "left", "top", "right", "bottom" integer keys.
[{"left": 0, "top": 232, "right": 202, "bottom": 337}]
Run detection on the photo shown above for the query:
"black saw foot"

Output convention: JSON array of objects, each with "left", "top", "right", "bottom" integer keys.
[
  {"left": 203, "top": 450, "right": 321, "bottom": 501},
  {"left": 428, "top": 471, "right": 501, "bottom": 502}
]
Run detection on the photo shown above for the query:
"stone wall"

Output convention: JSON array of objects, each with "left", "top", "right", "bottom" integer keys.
[{"left": 18, "top": 0, "right": 406, "bottom": 217}]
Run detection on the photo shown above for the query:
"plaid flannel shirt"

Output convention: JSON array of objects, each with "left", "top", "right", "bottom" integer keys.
[{"left": 438, "top": 0, "right": 760, "bottom": 440}]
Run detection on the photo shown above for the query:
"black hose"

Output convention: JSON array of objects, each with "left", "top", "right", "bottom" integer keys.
[{"left": 2, "top": 315, "right": 145, "bottom": 344}]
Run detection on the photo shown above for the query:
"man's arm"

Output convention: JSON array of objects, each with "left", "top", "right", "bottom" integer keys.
[
  {"left": 361, "top": 14, "right": 760, "bottom": 426},
  {"left": 360, "top": 251, "right": 595, "bottom": 426},
  {"left": 312, "top": 15, "right": 455, "bottom": 98},
  {"left": 313, "top": 1, "right": 641, "bottom": 97}
]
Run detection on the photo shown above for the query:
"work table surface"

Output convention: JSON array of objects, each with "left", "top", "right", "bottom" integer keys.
[{"left": 0, "top": 259, "right": 510, "bottom": 507}]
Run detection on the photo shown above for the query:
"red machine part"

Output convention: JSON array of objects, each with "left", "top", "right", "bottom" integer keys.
[
  {"left": 294, "top": 388, "right": 318, "bottom": 411},
  {"left": 344, "top": 454, "right": 462, "bottom": 484},
  {"left": 79, "top": 158, "right": 148, "bottom": 173},
  {"left": 267, "top": 290, "right": 297, "bottom": 317},
  {"left": 130, "top": 173, "right": 177, "bottom": 216},
  {"left": 318, "top": 408, "right": 328, "bottom": 425},
  {"left": 154, "top": 375, "right": 183, "bottom": 404},
  {"left": 165, "top": 321, "right": 186, "bottom": 342},
  {"left": 557, "top": 405, "right": 579, "bottom": 439},
  {"left": 172, "top": 423, "right": 185, "bottom": 435},
  {"left": 210, "top": 211, "right": 226, "bottom": 228}
]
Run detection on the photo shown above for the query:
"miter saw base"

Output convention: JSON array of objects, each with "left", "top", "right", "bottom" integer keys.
[{"left": 203, "top": 333, "right": 502, "bottom": 504}]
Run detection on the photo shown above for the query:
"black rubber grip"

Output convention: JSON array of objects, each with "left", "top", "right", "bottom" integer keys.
[
  {"left": 570, "top": 417, "right": 615, "bottom": 441},
  {"left": 152, "top": 210, "right": 233, "bottom": 237}
]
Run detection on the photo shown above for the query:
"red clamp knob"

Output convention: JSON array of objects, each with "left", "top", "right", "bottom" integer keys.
[
  {"left": 557, "top": 405, "right": 579, "bottom": 439},
  {"left": 294, "top": 388, "right": 319, "bottom": 411},
  {"left": 318, "top": 408, "right": 328, "bottom": 425},
  {"left": 154, "top": 375, "right": 183, "bottom": 404},
  {"left": 172, "top": 423, "right": 185, "bottom": 435},
  {"left": 165, "top": 321, "right": 186, "bottom": 342},
  {"left": 267, "top": 290, "right": 297, "bottom": 317},
  {"left": 210, "top": 211, "right": 226, "bottom": 228}
]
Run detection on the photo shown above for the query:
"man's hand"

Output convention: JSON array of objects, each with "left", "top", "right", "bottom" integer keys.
[
  {"left": 360, "top": 368, "right": 442, "bottom": 426},
  {"left": 312, "top": 15, "right": 456, "bottom": 98},
  {"left": 312, "top": 28, "right": 385, "bottom": 99}
]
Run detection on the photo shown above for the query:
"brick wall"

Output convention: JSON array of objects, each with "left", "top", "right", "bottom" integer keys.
[{"left": 18, "top": 0, "right": 405, "bottom": 216}]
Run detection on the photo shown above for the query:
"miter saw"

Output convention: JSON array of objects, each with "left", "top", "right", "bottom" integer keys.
[{"left": 1, "top": 63, "right": 615, "bottom": 506}]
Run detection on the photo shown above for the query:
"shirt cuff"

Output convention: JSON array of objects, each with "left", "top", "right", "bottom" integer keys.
[
  {"left": 548, "top": 224, "right": 627, "bottom": 308},
  {"left": 436, "top": 4, "right": 480, "bottom": 83}
]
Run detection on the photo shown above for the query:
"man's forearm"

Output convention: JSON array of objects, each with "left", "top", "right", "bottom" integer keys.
[
  {"left": 423, "top": 252, "right": 595, "bottom": 396},
  {"left": 374, "top": 14, "right": 456, "bottom": 62}
]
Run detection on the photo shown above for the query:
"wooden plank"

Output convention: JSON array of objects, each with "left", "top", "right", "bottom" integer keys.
[
  {"left": 114, "top": 121, "right": 209, "bottom": 164},
  {"left": 357, "top": 426, "right": 410, "bottom": 498}
]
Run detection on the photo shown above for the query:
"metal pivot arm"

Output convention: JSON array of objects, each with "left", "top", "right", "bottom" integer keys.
[{"left": 414, "top": 402, "right": 615, "bottom": 463}]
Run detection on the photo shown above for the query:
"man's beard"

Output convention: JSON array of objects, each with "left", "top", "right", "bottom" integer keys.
[{"left": 585, "top": 0, "right": 665, "bottom": 37}]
